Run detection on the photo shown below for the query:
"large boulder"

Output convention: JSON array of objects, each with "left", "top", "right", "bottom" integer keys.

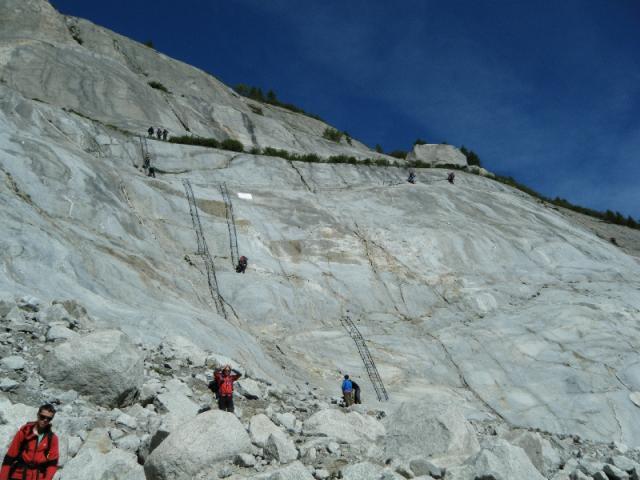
[
  {"left": 40, "top": 330, "right": 143, "bottom": 407},
  {"left": 384, "top": 401, "right": 479, "bottom": 462},
  {"left": 0, "top": 397, "right": 34, "bottom": 454},
  {"left": 59, "top": 447, "right": 145, "bottom": 480},
  {"left": 503, "top": 430, "right": 561, "bottom": 476},
  {"left": 447, "top": 439, "right": 546, "bottom": 480},
  {"left": 406, "top": 144, "right": 468, "bottom": 167},
  {"left": 303, "top": 409, "right": 385, "bottom": 444},
  {"left": 144, "top": 410, "right": 252, "bottom": 480},
  {"left": 249, "top": 413, "right": 284, "bottom": 448},
  {"left": 264, "top": 431, "right": 298, "bottom": 464}
]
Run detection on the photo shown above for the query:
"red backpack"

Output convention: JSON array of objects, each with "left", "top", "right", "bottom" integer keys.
[{"left": 219, "top": 375, "right": 234, "bottom": 396}]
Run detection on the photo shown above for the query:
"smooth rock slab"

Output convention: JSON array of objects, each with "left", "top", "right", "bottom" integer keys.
[
  {"left": 303, "top": 408, "right": 385, "bottom": 444},
  {"left": 384, "top": 401, "right": 479, "bottom": 461},
  {"left": 40, "top": 329, "right": 143, "bottom": 407},
  {"left": 144, "top": 410, "right": 251, "bottom": 480}
]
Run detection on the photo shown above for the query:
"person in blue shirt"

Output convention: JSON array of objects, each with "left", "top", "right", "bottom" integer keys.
[{"left": 342, "top": 374, "right": 354, "bottom": 407}]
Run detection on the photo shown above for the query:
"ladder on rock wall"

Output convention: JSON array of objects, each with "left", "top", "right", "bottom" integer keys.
[
  {"left": 182, "top": 179, "right": 227, "bottom": 318},
  {"left": 220, "top": 182, "right": 240, "bottom": 267},
  {"left": 340, "top": 315, "right": 389, "bottom": 402},
  {"left": 139, "top": 136, "right": 152, "bottom": 173}
]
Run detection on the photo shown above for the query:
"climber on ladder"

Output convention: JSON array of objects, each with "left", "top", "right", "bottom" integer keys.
[{"left": 236, "top": 255, "right": 248, "bottom": 274}]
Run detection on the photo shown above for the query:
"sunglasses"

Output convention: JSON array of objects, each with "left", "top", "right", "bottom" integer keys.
[{"left": 38, "top": 414, "right": 54, "bottom": 422}]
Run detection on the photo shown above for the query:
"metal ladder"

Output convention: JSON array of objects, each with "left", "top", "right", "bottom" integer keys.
[
  {"left": 340, "top": 315, "right": 389, "bottom": 401},
  {"left": 220, "top": 182, "right": 240, "bottom": 267},
  {"left": 182, "top": 179, "right": 227, "bottom": 318},
  {"left": 139, "top": 136, "right": 151, "bottom": 171}
]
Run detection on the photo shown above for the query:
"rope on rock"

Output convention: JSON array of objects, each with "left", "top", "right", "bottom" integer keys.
[
  {"left": 220, "top": 182, "right": 240, "bottom": 268},
  {"left": 340, "top": 314, "right": 389, "bottom": 401},
  {"left": 182, "top": 178, "right": 227, "bottom": 318}
]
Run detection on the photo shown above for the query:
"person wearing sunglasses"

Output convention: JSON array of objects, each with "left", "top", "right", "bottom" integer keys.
[{"left": 0, "top": 404, "right": 59, "bottom": 480}]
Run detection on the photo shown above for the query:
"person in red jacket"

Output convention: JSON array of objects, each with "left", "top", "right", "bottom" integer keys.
[
  {"left": 1, "top": 404, "right": 59, "bottom": 480},
  {"left": 214, "top": 364, "right": 242, "bottom": 413}
]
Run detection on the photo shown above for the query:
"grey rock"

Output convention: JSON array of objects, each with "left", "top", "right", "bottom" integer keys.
[
  {"left": 604, "top": 463, "right": 631, "bottom": 480},
  {"left": 327, "top": 441, "right": 340, "bottom": 454},
  {"left": 406, "top": 144, "right": 468, "bottom": 167},
  {"left": 236, "top": 378, "right": 263, "bottom": 400},
  {"left": 341, "top": 462, "right": 386, "bottom": 480},
  {"left": 235, "top": 453, "right": 257, "bottom": 467},
  {"left": 314, "top": 468, "right": 330, "bottom": 479},
  {"left": 1, "top": 355, "right": 25, "bottom": 370},
  {"left": 250, "top": 414, "right": 284, "bottom": 448},
  {"left": 503, "top": 430, "right": 561, "bottom": 475},
  {"left": 115, "top": 412, "right": 138, "bottom": 430},
  {"left": 114, "top": 434, "right": 142, "bottom": 452},
  {"left": 40, "top": 329, "right": 143, "bottom": 407},
  {"left": 46, "top": 324, "right": 78, "bottom": 341},
  {"left": 0, "top": 378, "right": 19, "bottom": 392},
  {"left": 610, "top": 455, "right": 640, "bottom": 473},
  {"left": 264, "top": 431, "right": 298, "bottom": 464},
  {"left": 17, "top": 295, "right": 40, "bottom": 312},
  {"left": 303, "top": 409, "right": 385, "bottom": 444},
  {"left": 447, "top": 439, "right": 545, "bottom": 480},
  {"left": 248, "top": 461, "right": 315, "bottom": 480},
  {"left": 275, "top": 412, "right": 298, "bottom": 432},
  {"left": 410, "top": 458, "right": 445, "bottom": 478},
  {"left": 61, "top": 447, "right": 145, "bottom": 480},
  {"left": 384, "top": 401, "right": 479, "bottom": 462},
  {"left": 144, "top": 410, "right": 252, "bottom": 480}
]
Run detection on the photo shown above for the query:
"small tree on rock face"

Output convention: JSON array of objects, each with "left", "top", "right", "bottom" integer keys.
[
  {"left": 414, "top": 138, "right": 427, "bottom": 145},
  {"left": 375, "top": 144, "right": 383, "bottom": 153},
  {"left": 322, "top": 127, "right": 344, "bottom": 143},
  {"left": 144, "top": 40, "right": 155, "bottom": 49},
  {"left": 460, "top": 145, "right": 482, "bottom": 167}
]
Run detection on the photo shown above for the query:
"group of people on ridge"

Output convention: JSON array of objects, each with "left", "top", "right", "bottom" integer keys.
[
  {"left": 147, "top": 126, "right": 168, "bottom": 141},
  {"left": 407, "top": 171, "right": 455, "bottom": 184}
]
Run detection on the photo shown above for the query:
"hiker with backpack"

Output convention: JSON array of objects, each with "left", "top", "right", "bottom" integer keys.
[
  {"left": 0, "top": 403, "right": 59, "bottom": 480},
  {"left": 147, "top": 126, "right": 154, "bottom": 137},
  {"left": 447, "top": 172, "right": 455, "bottom": 184},
  {"left": 213, "top": 365, "right": 242, "bottom": 412},
  {"left": 407, "top": 171, "right": 416, "bottom": 184},
  {"left": 352, "top": 380, "right": 362, "bottom": 404},
  {"left": 342, "top": 374, "right": 354, "bottom": 407},
  {"left": 236, "top": 256, "right": 248, "bottom": 274}
]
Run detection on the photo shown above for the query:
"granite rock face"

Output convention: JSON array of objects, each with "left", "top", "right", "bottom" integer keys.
[{"left": 1, "top": 0, "right": 640, "bottom": 458}]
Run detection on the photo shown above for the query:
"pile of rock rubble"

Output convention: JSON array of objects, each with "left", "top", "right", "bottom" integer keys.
[{"left": 2, "top": 294, "right": 640, "bottom": 480}]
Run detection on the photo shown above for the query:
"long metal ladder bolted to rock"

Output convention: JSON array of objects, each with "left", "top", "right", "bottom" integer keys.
[
  {"left": 139, "top": 136, "right": 150, "bottom": 167},
  {"left": 182, "top": 179, "right": 227, "bottom": 318},
  {"left": 220, "top": 182, "right": 239, "bottom": 267},
  {"left": 340, "top": 315, "right": 389, "bottom": 401}
]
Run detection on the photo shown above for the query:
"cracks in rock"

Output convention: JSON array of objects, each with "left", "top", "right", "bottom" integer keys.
[
  {"left": 241, "top": 112, "right": 259, "bottom": 148},
  {"left": 288, "top": 160, "right": 313, "bottom": 193},
  {"left": 607, "top": 396, "right": 624, "bottom": 442},
  {"left": 163, "top": 97, "right": 190, "bottom": 132},
  {"left": 425, "top": 330, "right": 510, "bottom": 424}
]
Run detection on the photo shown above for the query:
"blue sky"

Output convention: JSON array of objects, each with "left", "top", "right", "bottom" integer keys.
[{"left": 53, "top": 0, "right": 640, "bottom": 218}]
